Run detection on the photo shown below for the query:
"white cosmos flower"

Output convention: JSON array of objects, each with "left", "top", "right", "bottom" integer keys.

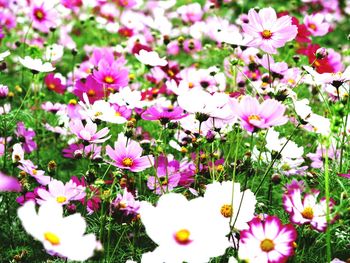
[
  {"left": 17, "top": 201, "right": 97, "bottom": 261},
  {"left": 19, "top": 56, "right": 55, "bottom": 72},
  {"left": 139, "top": 193, "right": 230, "bottom": 263},
  {"left": 203, "top": 181, "right": 256, "bottom": 230},
  {"left": 135, "top": 50, "right": 168, "bottom": 67},
  {"left": 0, "top": 50, "right": 10, "bottom": 61},
  {"left": 45, "top": 44, "right": 64, "bottom": 62},
  {"left": 109, "top": 86, "right": 143, "bottom": 109}
]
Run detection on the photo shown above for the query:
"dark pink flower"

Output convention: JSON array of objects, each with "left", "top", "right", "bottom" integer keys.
[
  {"left": 15, "top": 122, "right": 37, "bottom": 153},
  {"left": 0, "top": 171, "right": 21, "bottom": 192},
  {"left": 44, "top": 73, "right": 66, "bottom": 94},
  {"left": 73, "top": 76, "right": 105, "bottom": 103},
  {"left": 141, "top": 105, "right": 188, "bottom": 125}
]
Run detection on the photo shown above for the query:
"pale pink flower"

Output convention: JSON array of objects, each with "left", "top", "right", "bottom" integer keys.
[
  {"left": 242, "top": 7, "right": 297, "bottom": 54},
  {"left": 69, "top": 119, "right": 110, "bottom": 144},
  {"left": 304, "top": 13, "right": 330, "bottom": 37}
]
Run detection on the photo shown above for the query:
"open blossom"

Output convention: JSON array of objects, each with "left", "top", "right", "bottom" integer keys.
[
  {"left": 203, "top": 181, "right": 256, "bottom": 230},
  {"left": 15, "top": 122, "right": 37, "bottom": 153},
  {"left": 139, "top": 193, "right": 230, "bottom": 263},
  {"left": 30, "top": 1, "right": 58, "bottom": 33},
  {"left": 135, "top": 50, "right": 168, "bottom": 67},
  {"left": 141, "top": 105, "right": 188, "bottom": 125},
  {"left": 242, "top": 7, "right": 298, "bottom": 54},
  {"left": 113, "top": 188, "right": 140, "bottom": 216},
  {"left": 230, "top": 96, "right": 288, "bottom": 133},
  {"left": 37, "top": 179, "right": 86, "bottom": 205},
  {"left": 106, "top": 133, "right": 154, "bottom": 172},
  {"left": 18, "top": 201, "right": 97, "bottom": 261},
  {"left": 304, "top": 13, "right": 329, "bottom": 36},
  {"left": 44, "top": 73, "right": 66, "bottom": 94},
  {"left": 19, "top": 56, "right": 55, "bottom": 73},
  {"left": 73, "top": 76, "right": 105, "bottom": 103},
  {"left": 0, "top": 171, "right": 21, "bottom": 192},
  {"left": 69, "top": 119, "right": 110, "bottom": 144},
  {"left": 283, "top": 188, "right": 334, "bottom": 232},
  {"left": 239, "top": 216, "right": 297, "bottom": 263},
  {"left": 18, "top": 160, "right": 52, "bottom": 186}
]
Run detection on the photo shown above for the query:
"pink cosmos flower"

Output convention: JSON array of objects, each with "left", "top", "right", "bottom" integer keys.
[
  {"left": 141, "top": 105, "right": 188, "bottom": 125},
  {"left": 303, "top": 13, "right": 330, "bottom": 37},
  {"left": 306, "top": 145, "right": 339, "bottom": 169},
  {"left": 18, "top": 160, "right": 52, "bottom": 186},
  {"left": 230, "top": 96, "right": 288, "bottom": 133},
  {"left": 338, "top": 170, "right": 350, "bottom": 179},
  {"left": 15, "top": 122, "right": 37, "bottom": 153},
  {"left": 147, "top": 155, "right": 181, "bottom": 194},
  {"left": 73, "top": 76, "right": 105, "bottom": 103},
  {"left": 239, "top": 216, "right": 297, "bottom": 263},
  {"left": 37, "top": 179, "right": 86, "bottom": 205},
  {"left": 62, "top": 143, "right": 102, "bottom": 160},
  {"left": 0, "top": 171, "right": 21, "bottom": 192},
  {"left": 106, "top": 134, "right": 154, "bottom": 172},
  {"left": 113, "top": 188, "right": 140, "bottom": 216},
  {"left": 30, "top": 1, "right": 58, "bottom": 33},
  {"left": 116, "top": 0, "right": 137, "bottom": 8},
  {"left": 242, "top": 7, "right": 298, "bottom": 54},
  {"left": 93, "top": 58, "right": 129, "bottom": 90},
  {"left": 69, "top": 119, "right": 110, "bottom": 144},
  {"left": 283, "top": 188, "right": 334, "bottom": 232}
]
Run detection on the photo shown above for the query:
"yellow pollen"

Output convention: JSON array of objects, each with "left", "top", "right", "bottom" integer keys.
[
  {"left": 188, "top": 82, "right": 194, "bottom": 89},
  {"left": 308, "top": 23, "right": 317, "bottom": 30},
  {"left": 44, "top": 232, "right": 60, "bottom": 245},
  {"left": 69, "top": 99, "right": 77, "bottom": 105},
  {"left": 48, "top": 84, "right": 55, "bottom": 90},
  {"left": 174, "top": 229, "right": 191, "bottom": 245},
  {"left": 32, "top": 169, "right": 37, "bottom": 175},
  {"left": 122, "top": 157, "right": 133, "bottom": 167},
  {"left": 167, "top": 70, "right": 175, "bottom": 77},
  {"left": 314, "top": 60, "right": 321, "bottom": 67},
  {"left": 95, "top": 111, "right": 103, "bottom": 117},
  {"left": 248, "top": 115, "right": 261, "bottom": 122},
  {"left": 216, "top": 164, "right": 224, "bottom": 172},
  {"left": 104, "top": 76, "right": 114, "bottom": 84},
  {"left": 56, "top": 196, "right": 67, "bottom": 203},
  {"left": 119, "top": 201, "right": 127, "bottom": 208},
  {"left": 260, "top": 239, "right": 275, "bottom": 252},
  {"left": 301, "top": 206, "right": 314, "bottom": 219},
  {"left": 87, "top": 89, "right": 96, "bottom": 96},
  {"left": 35, "top": 10, "right": 44, "bottom": 20},
  {"left": 288, "top": 79, "right": 295, "bottom": 85},
  {"left": 220, "top": 204, "right": 233, "bottom": 218},
  {"left": 261, "top": 29, "right": 272, "bottom": 39},
  {"left": 115, "top": 111, "right": 122, "bottom": 116}
]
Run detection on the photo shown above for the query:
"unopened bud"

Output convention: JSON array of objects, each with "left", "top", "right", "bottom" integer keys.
[{"left": 315, "top": 47, "right": 328, "bottom": 59}]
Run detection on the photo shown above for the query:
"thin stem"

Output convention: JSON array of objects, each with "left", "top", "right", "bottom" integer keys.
[
  {"left": 324, "top": 141, "right": 331, "bottom": 263},
  {"left": 254, "top": 123, "right": 300, "bottom": 195}
]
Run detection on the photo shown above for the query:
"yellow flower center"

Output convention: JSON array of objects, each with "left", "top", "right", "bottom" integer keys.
[
  {"left": 174, "top": 229, "right": 191, "bottom": 245},
  {"left": 87, "top": 89, "right": 96, "bottom": 96},
  {"left": 122, "top": 157, "right": 133, "bottom": 167},
  {"left": 288, "top": 79, "right": 295, "bottom": 85},
  {"left": 104, "top": 76, "right": 115, "bottom": 84},
  {"left": 44, "top": 232, "right": 60, "bottom": 245},
  {"left": 216, "top": 164, "right": 224, "bottom": 172},
  {"left": 119, "top": 201, "right": 127, "bottom": 208},
  {"left": 115, "top": 111, "right": 122, "bottom": 116},
  {"left": 248, "top": 115, "right": 261, "bottom": 122},
  {"left": 220, "top": 204, "right": 233, "bottom": 218},
  {"left": 260, "top": 238, "right": 275, "bottom": 252},
  {"left": 69, "top": 99, "right": 77, "bottom": 105},
  {"left": 301, "top": 206, "right": 314, "bottom": 219},
  {"left": 308, "top": 23, "right": 317, "bottom": 30},
  {"left": 48, "top": 84, "right": 56, "bottom": 90},
  {"left": 261, "top": 29, "right": 272, "bottom": 39},
  {"left": 32, "top": 169, "right": 37, "bottom": 175},
  {"left": 35, "top": 10, "right": 44, "bottom": 20},
  {"left": 56, "top": 196, "right": 67, "bottom": 203}
]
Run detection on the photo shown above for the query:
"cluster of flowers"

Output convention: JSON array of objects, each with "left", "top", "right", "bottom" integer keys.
[{"left": 0, "top": 0, "right": 349, "bottom": 262}]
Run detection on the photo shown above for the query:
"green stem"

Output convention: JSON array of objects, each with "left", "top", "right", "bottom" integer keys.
[{"left": 324, "top": 142, "right": 331, "bottom": 263}]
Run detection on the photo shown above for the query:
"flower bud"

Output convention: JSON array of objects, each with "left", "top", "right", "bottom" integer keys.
[{"left": 315, "top": 47, "right": 328, "bottom": 59}]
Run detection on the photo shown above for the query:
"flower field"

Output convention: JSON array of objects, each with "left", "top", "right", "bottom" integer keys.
[{"left": 0, "top": 0, "right": 349, "bottom": 262}]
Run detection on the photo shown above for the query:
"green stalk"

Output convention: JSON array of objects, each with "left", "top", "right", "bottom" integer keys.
[{"left": 324, "top": 142, "right": 331, "bottom": 263}]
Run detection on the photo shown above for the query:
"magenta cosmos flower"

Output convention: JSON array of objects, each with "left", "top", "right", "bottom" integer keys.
[
  {"left": 242, "top": 7, "right": 297, "bottom": 54},
  {"left": 106, "top": 134, "right": 154, "bottom": 172},
  {"left": 73, "top": 75, "right": 105, "bottom": 103},
  {"left": 15, "top": 122, "right": 37, "bottom": 153},
  {"left": 239, "top": 216, "right": 297, "bottom": 263},
  {"left": 141, "top": 105, "right": 188, "bottom": 125},
  {"left": 69, "top": 119, "right": 110, "bottom": 144},
  {"left": 44, "top": 73, "right": 66, "bottom": 94},
  {"left": 30, "top": 2, "right": 58, "bottom": 33},
  {"left": 230, "top": 96, "right": 288, "bottom": 133},
  {"left": 93, "top": 58, "right": 129, "bottom": 91}
]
